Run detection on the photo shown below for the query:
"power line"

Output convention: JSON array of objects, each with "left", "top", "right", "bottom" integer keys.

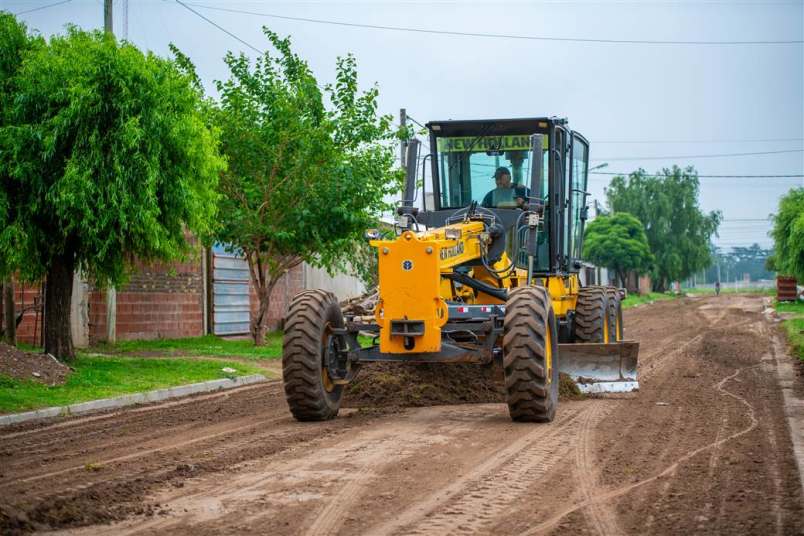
[
  {"left": 589, "top": 171, "right": 804, "bottom": 178},
  {"left": 174, "top": 0, "right": 264, "bottom": 55},
  {"left": 593, "top": 149, "right": 804, "bottom": 161},
  {"left": 13, "top": 0, "right": 72, "bottom": 16},
  {"left": 184, "top": 3, "right": 803, "bottom": 46},
  {"left": 594, "top": 137, "right": 804, "bottom": 144}
]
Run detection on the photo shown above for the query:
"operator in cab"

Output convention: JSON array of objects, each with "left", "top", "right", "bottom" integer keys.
[{"left": 481, "top": 166, "right": 529, "bottom": 209}]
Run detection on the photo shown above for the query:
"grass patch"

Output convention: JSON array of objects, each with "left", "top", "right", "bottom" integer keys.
[
  {"left": 91, "top": 333, "right": 283, "bottom": 360},
  {"left": 622, "top": 292, "right": 677, "bottom": 309},
  {"left": 0, "top": 355, "right": 264, "bottom": 414},
  {"left": 776, "top": 300, "right": 804, "bottom": 361},
  {"left": 682, "top": 287, "right": 774, "bottom": 296}
]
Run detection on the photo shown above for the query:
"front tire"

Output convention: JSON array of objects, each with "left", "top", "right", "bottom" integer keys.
[
  {"left": 282, "top": 290, "right": 345, "bottom": 421},
  {"left": 503, "top": 286, "right": 559, "bottom": 423},
  {"left": 574, "top": 286, "right": 610, "bottom": 343}
]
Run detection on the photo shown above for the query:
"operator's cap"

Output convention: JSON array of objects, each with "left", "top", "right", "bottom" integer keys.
[{"left": 493, "top": 166, "right": 511, "bottom": 179}]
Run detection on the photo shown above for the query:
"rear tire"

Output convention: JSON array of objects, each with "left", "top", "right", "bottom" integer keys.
[
  {"left": 503, "top": 286, "right": 559, "bottom": 423},
  {"left": 605, "top": 287, "right": 624, "bottom": 341},
  {"left": 574, "top": 286, "right": 610, "bottom": 343},
  {"left": 282, "top": 290, "right": 345, "bottom": 421}
]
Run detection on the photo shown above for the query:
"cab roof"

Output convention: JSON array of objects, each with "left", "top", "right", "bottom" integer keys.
[{"left": 426, "top": 117, "right": 567, "bottom": 137}]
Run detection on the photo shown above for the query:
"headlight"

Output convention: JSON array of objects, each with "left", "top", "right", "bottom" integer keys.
[
  {"left": 445, "top": 228, "right": 462, "bottom": 240},
  {"left": 364, "top": 229, "right": 381, "bottom": 240}
]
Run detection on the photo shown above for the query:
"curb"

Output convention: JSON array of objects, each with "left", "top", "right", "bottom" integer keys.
[
  {"left": 0, "top": 374, "right": 268, "bottom": 427},
  {"left": 772, "top": 334, "right": 804, "bottom": 494}
]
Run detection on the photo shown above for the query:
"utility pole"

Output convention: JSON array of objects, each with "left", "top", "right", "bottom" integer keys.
[
  {"left": 120, "top": 0, "right": 128, "bottom": 40},
  {"left": 399, "top": 108, "right": 407, "bottom": 168},
  {"left": 103, "top": 0, "right": 117, "bottom": 343},
  {"left": 104, "top": 0, "right": 113, "bottom": 34}
]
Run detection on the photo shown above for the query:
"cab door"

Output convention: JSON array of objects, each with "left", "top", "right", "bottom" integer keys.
[{"left": 568, "top": 133, "right": 590, "bottom": 269}]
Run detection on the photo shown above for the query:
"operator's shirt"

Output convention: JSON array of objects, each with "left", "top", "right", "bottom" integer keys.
[{"left": 481, "top": 185, "right": 529, "bottom": 208}]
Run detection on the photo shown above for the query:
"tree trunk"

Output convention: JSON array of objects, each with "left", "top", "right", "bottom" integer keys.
[
  {"left": 44, "top": 255, "right": 75, "bottom": 361},
  {"left": 250, "top": 280, "right": 278, "bottom": 347},
  {"left": 3, "top": 278, "right": 15, "bottom": 346}
]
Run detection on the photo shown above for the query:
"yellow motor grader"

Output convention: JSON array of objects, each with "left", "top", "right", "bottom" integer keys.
[{"left": 282, "top": 117, "right": 639, "bottom": 422}]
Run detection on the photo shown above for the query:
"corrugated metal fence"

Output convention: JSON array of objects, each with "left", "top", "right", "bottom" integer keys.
[{"left": 211, "top": 244, "right": 250, "bottom": 335}]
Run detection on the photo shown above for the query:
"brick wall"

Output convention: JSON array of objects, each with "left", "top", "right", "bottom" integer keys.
[
  {"left": 0, "top": 281, "right": 44, "bottom": 346},
  {"left": 3, "top": 254, "right": 309, "bottom": 346},
  {"left": 89, "top": 256, "right": 205, "bottom": 344}
]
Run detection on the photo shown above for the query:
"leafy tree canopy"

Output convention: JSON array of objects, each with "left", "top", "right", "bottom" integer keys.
[
  {"left": 0, "top": 21, "right": 224, "bottom": 358},
  {"left": 210, "top": 28, "right": 403, "bottom": 343},
  {"left": 0, "top": 13, "right": 42, "bottom": 277},
  {"left": 583, "top": 212, "right": 653, "bottom": 287},
  {"left": 0, "top": 25, "right": 222, "bottom": 285},
  {"left": 770, "top": 187, "right": 804, "bottom": 281},
  {"left": 706, "top": 243, "right": 775, "bottom": 284},
  {"left": 606, "top": 166, "right": 721, "bottom": 291}
]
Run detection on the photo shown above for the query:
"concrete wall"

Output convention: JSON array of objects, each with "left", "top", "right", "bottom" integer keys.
[{"left": 303, "top": 264, "right": 366, "bottom": 301}]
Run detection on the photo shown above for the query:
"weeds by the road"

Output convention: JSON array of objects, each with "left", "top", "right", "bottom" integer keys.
[
  {"left": 622, "top": 292, "right": 676, "bottom": 309},
  {"left": 776, "top": 300, "right": 804, "bottom": 361},
  {"left": 91, "top": 333, "right": 283, "bottom": 360},
  {"left": 0, "top": 356, "right": 263, "bottom": 414}
]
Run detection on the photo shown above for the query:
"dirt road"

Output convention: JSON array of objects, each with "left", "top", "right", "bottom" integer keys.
[{"left": 1, "top": 294, "right": 802, "bottom": 535}]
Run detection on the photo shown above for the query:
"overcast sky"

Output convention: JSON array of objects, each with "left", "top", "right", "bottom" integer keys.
[{"left": 6, "top": 0, "right": 804, "bottom": 251}]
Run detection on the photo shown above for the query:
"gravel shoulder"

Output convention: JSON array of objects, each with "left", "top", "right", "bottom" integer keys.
[{"left": 0, "top": 294, "right": 801, "bottom": 535}]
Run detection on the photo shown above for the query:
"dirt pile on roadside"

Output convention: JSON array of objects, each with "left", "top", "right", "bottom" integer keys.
[
  {"left": 344, "top": 363, "right": 583, "bottom": 408},
  {"left": 0, "top": 343, "right": 71, "bottom": 386}
]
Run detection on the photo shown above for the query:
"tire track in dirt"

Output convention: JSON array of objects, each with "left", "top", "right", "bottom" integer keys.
[
  {"left": 0, "top": 384, "right": 288, "bottom": 484},
  {"left": 365, "top": 405, "right": 590, "bottom": 535},
  {"left": 11, "top": 415, "right": 289, "bottom": 485},
  {"left": 1, "top": 382, "right": 280, "bottom": 442},
  {"left": 86, "top": 415, "right": 470, "bottom": 536},
  {"left": 520, "top": 362, "right": 761, "bottom": 536},
  {"left": 366, "top": 299, "right": 712, "bottom": 536},
  {"left": 557, "top": 297, "right": 768, "bottom": 536},
  {"left": 573, "top": 402, "right": 622, "bottom": 536},
  {"left": 0, "top": 384, "right": 284, "bottom": 474}
]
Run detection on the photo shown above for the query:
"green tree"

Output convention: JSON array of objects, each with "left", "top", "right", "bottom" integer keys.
[
  {"left": 212, "top": 29, "right": 402, "bottom": 345},
  {"left": 0, "top": 23, "right": 223, "bottom": 360},
  {"left": 606, "top": 166, "right": 721, "bottom": 291},
  {"left": 0, "top": 13, "right": 41, "bottom": 344},
  {"left": 583, "top": 212, "right": 653, "bottom": 288},
  {"left": 770, "top": 187, "right": 804, "bottom": 281}
]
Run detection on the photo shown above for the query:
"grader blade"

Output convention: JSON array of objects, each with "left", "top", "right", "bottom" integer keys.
[{"left": 557, "top": 341, "right": 639, "bottom": 394}]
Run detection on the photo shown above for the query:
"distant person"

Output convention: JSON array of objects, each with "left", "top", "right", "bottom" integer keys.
[
  {"left": 715, "top": 280, "right": 721, "bottom": 296},
  {"left": 481, "top": 166, "right": 528, "bottom": 209}
]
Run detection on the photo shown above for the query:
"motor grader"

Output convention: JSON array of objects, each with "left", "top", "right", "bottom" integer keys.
[{"left": 282, "top": 117, "right": 639, "bottom": 422}]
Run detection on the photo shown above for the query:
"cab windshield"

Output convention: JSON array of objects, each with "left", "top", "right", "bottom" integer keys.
[{"left": 435, "top": 134, "right": 548, "bottom": 209}]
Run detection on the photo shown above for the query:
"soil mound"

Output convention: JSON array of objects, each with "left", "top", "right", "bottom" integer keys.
[
  {"left": 344, "top": 362, "right": 505, "bottom": 408},
  {"left": 343, "top": 362, "right": 583, "bottom": 409},
  {"left": 0, "top": 343, "right": 71, "bottom": 386}
]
